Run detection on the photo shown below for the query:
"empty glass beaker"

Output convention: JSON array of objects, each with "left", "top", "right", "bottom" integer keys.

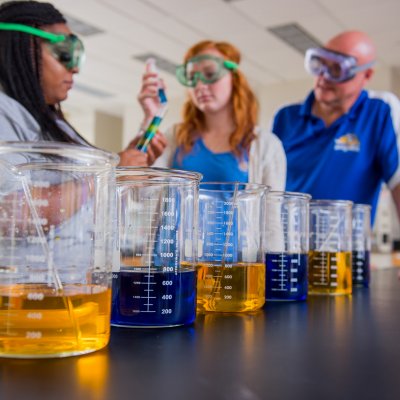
[
  {"left": 309, "top": 200, "right": 353, "bottom": 295},
  {"left": 265, "top": 191, "right": 311, "bottom": 301},
  {"left": 352, "top": 204, "right": 371, "bottom": 288},
  {"left": 0, "top": 142, "right": 118, "bottom": 358},
  {"left": 197, "top": 182, "right": 268, "bottom": 312},
  {"left": 112, "top": 167, "right": 201, "bottom": 327}
]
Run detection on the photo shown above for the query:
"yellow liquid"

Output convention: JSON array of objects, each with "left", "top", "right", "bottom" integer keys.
[
  {"left": 197, "top": 262, "right": 265, "bottom": 312},
  {"left": 0, "top": 284, "right": 111, "bottom": 358},
  {"left": 308, "top": 251, "right": 352, "bottom": 295}
]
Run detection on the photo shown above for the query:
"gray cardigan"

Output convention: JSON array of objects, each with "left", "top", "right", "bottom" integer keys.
[{"left": 0, "top": 90, "right": 86, "bottom": 144}]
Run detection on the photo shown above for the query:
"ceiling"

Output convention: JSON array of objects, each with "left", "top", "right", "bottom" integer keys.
[{"left": 20, "top": 0, "right": 400, "bottom": 114}]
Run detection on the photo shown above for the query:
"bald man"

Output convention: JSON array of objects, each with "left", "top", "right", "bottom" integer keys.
[{"left": 272, "top": 30, "right": 400, "bottom": 224}]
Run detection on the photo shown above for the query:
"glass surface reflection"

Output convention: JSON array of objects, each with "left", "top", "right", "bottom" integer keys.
[
  {"left": 196, "top": 311, "right": 266, "bottom": 372},
  {"left": 75, "top": 351, "right": 109, "bottom": 399}
]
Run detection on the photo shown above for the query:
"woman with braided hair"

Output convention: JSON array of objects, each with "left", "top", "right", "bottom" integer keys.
[{"left": 0, "top": 0, "right": 166, "bottom": 166}]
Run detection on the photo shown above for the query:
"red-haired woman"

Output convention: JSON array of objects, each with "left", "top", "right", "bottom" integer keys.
[{"left": 138, "top": 40, "right": 286, "bottom": 189}]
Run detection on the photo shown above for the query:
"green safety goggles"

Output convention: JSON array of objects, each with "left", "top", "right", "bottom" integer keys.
[
  {"left": 176, "top": 54, "right": 239, "bottom": 87},
  {"left": 0, "top": 22, "right": 85, "bottom": 70}
]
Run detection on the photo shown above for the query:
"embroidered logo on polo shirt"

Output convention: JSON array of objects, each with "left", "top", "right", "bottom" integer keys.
[{"left": 334, "top": 133, "right": 360, "bottom": 152}]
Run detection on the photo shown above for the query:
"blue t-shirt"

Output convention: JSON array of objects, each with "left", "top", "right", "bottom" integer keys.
[
  {"left": 172, "top": 137, "right": 249, "bottom": 183},
  {"left": 273, "top": 90, "right": 400, "bottom": 222}
]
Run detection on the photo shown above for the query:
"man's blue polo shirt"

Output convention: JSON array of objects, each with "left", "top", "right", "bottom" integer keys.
[{"left": 272, "top": 90, "right": 400, "bottom": 222}]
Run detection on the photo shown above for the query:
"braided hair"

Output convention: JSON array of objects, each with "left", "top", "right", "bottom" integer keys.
[{"left": 0, "top": 1, "right": 87, "bottom": 143}]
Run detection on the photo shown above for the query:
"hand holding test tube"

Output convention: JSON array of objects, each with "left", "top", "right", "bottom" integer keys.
[{"left": 136, "top": 59, "right": 168, "bottom": 152}]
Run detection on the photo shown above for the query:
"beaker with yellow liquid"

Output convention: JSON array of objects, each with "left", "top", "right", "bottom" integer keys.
[
  {"left": 309, "top": 199, "right": 353, "bottom": 296},
  {"left": 0, "top": 142, "right": 118, "bottom": 358},
  {"left": 197, "top": 183, "right": 268, "bottom": 312}
]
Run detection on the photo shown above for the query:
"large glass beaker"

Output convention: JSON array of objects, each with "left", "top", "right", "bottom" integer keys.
[
  {"left": 0, "top": 142, "right": 118, "bottom": 358},
  {"left": 197, "top": 182, "right": 268, "bottom": 312},
  {"left": 352, "top": 203, "right": 371, "bottom": 288},
  {"left": 265, "top": 191, "right": 311, "bottom": 301},
  {"left": 112, "top": 167, "right": 201, "bottom": 327},
  {"left": 309, "top": 199, "right": 353, "bottom": 295}
]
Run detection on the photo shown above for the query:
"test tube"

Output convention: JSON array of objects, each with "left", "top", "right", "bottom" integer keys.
[
  {"left": 136, "top": 58, "right": 168, "bottom": 152},
  {"left": 352, "top": 204, "right": 371, "bottom": 287}
]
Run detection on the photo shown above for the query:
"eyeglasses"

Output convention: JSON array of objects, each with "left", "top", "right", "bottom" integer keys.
[
  {"left": 304, "top": 47, "right": 375, "bottom": 83},
  {"left": 0, "top": 22, "right": 85, "bottom": 71},
  {"left": 176, "top": 54, "right": 238, "bottom": 87}
]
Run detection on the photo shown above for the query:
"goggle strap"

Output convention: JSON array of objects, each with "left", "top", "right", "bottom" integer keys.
[
  {"left": 352, "top": 60, "right": 376, "bottom": 73},
  {"left": 0, "top": 22, "right": 65, "bottom": 43},
  {"left": 320, "top": 46, "right": 357, "bottom": 61},
  {"left": 223, "top": 60, "right": 239, "bottom": 70}
]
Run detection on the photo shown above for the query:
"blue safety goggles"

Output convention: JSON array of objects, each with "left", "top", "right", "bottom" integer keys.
[{"left": 305, "top": 47, "right": 375, "bottom": 83}]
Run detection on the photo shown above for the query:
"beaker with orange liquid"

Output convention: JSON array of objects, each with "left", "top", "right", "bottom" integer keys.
[
  {"left": 0, "top": 142, "right": 118, "bottom": 358},
  {"left": 309, "top": 199, "right": 353, "bottom": 296},
  {"left": 196, "top": 182, "right": 268, "bottom": 312}
]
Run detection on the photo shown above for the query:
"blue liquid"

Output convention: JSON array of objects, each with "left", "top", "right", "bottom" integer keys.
[
  {"left": 111, "top": 268, "right": 196, "bottom": 327},
  {"left": 352, "top": 250, "right": 370, "bottom": 288},
  {"left": 265, "top": 253, "right": 308, "bottom": 301}
]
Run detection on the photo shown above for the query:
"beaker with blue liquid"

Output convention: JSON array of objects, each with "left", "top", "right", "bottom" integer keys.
[
  {"left": 352, "top": 204, "right": 371, "bottom": 288},
  {"left": 197, "top": 182, "right": 268, "bottom": 312},
  {"left": 265, "top": 191, "right": 311, "bottom": 301},
  {"left": 111, "top": 168, "right": 201, "bottom": 327}
]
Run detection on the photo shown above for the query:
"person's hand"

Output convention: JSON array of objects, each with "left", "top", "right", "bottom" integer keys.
[
  {"left": 144, "top": 131, "right": 167, "bottom": 165},
  {"left": 137, "top": 68, "right": 166, "bottom": 122},
  {"left": 118, "top": 147, "right": 148, "bottom": 167},
  {"left": 121, "top": 131, "right": 167, "bottom": 166}
]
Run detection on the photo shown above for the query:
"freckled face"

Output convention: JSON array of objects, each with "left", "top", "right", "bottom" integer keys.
[{"left": 188, "top": 49, "right": 233, "bottom": 115}]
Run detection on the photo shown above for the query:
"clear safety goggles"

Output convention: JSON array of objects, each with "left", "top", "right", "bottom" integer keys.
[
  {"left": 176, "top": 54, "right": 238, "bottom": 87},
  {"left": 304, "top": 47, "right": 375, "bottom": 83},
  {"left": 0, "top": 22, "right": 85, "bottom": 71}
]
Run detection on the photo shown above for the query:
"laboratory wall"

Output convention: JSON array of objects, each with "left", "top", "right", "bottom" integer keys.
[{"left": 94, "top": 111, "right": 123, "bottom": 153}]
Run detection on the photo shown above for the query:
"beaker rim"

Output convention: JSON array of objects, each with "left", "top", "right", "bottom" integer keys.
[
  {"left": 310, "top": 199, "right": 353, "bottom": 207},
  {"left": 352, "top": 203, "right": 372, "bottom": 210},
  {"left": 116, "top": 166, "right": 202, "bottom": 183},
  {"left": 267, "top": 191, "right": 311, "bottom": 200},
  {"left": 0, "top": 141, "right": 119, "bottom": 166},
  {"left": 199, "top": 181, "right": 270, "bottom": 193}
]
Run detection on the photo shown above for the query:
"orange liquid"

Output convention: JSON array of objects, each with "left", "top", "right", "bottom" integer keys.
[
  {"left": 308, "top": 251, "right": 352, "bottom": 295},
  {"left": 0, "top": 284, "right": 111, "bottom": 358},
  {"left": 197, "top": 262, "right": 265, "bottom": 312}
]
